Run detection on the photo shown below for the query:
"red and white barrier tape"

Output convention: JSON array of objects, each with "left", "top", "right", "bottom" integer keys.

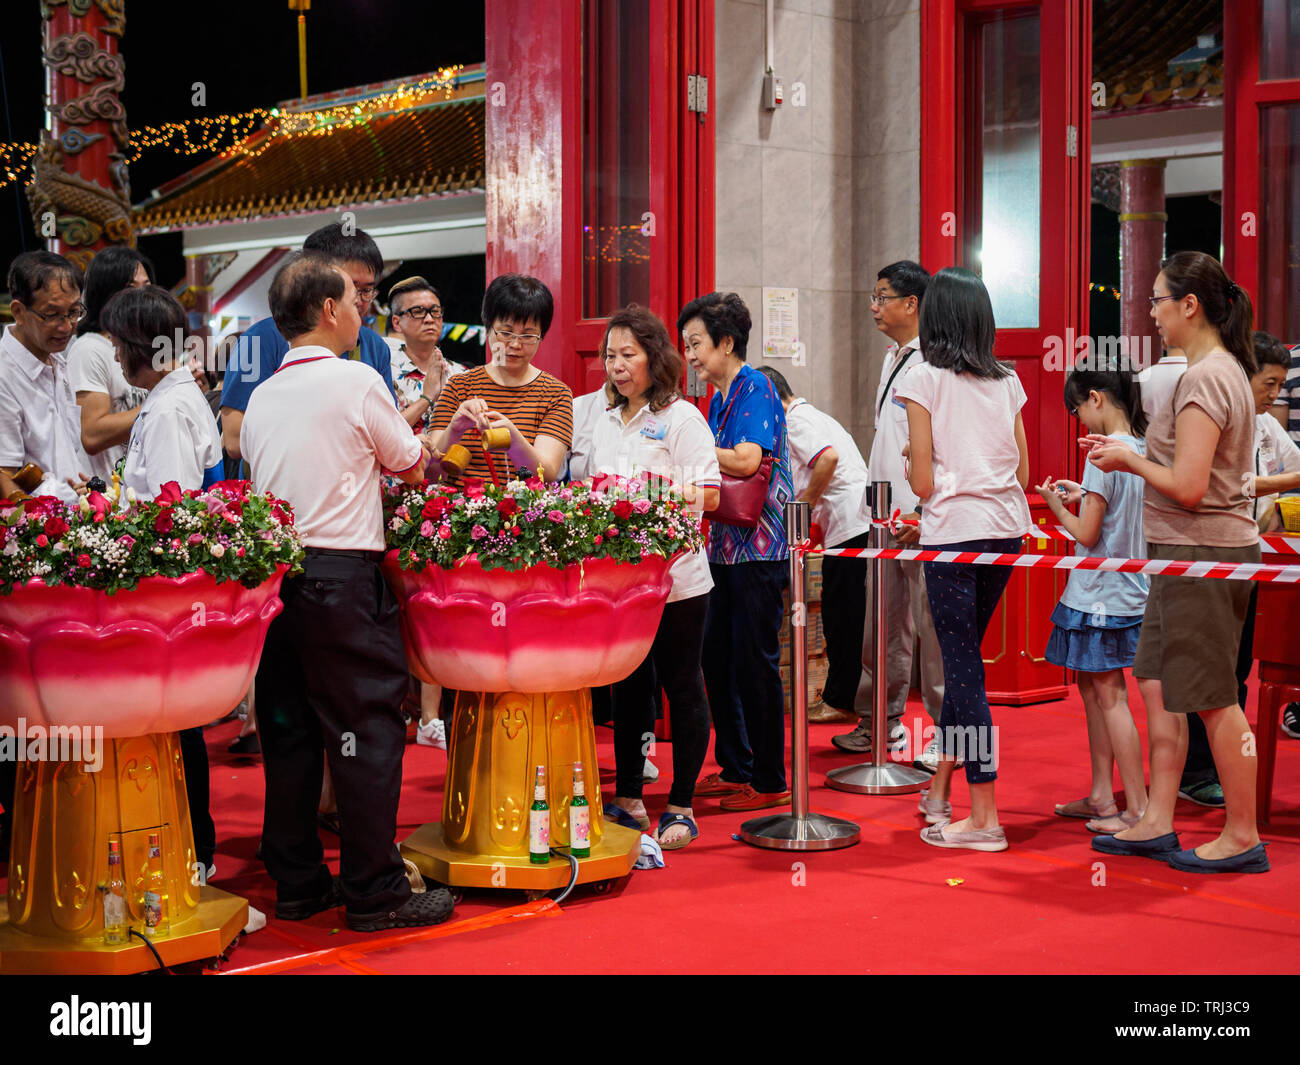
[
  {"left": 807, "top": 543, "right": 1300, "bottom": 584},
  {"left": 1020, "top": 523, "right": 1299, "bottom": 556}
]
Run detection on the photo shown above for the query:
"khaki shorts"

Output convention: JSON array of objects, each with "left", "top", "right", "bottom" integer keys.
[{"left": 1133, "top": 542, "right": 1261, "bottom": 714}]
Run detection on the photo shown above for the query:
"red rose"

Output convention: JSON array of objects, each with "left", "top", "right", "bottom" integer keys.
[
  {"left": 497, "top": 497, "right": 520, "bottom": 517},
  {"left": 421, "top": 498, "right": 444, "bottom": 519},
  {"left": 525, "top": 476, "right": 544, "bottom": 491},
  {"left": 612, "top": 500, "right": 633, "bottom": 519},
  {"left": 593, "top": 534, "right": 603, "bottom": 545},
  {"left": 153, "top": 510, "right": 174, "bottom": 534},
  {"left": 156, "top": 481, "right": 183, "bottom": 505},
  {"left": 35, "top": 533, "right": 48, "bottom": 547},
  {"left": 44, "top": 515, "right": 69, "bottom": 538},
  {"left": 511, "top": 526, "right": 522, "bottom": 538},
  {"left": 86, "top": 490, "right": 111, "bottom": 515},
  {"left": 462, "top": 477, "right": 486, "bottom": 499},
  {"left": 77, "top": 554, "right": 92, "bottom": 568}
]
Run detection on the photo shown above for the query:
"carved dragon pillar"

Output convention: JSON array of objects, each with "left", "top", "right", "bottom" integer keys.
[{"left": 29, "top": 0, "right": 133, "bottom": 271}]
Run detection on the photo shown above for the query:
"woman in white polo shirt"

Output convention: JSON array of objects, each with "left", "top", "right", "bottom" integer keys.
[
  {"left": 590, "top": 306, "right": 720, "bottom": 850},
  {"left": 101, "top": 283, "right": 223, "bottom": 885},
  {"left": 102, "top": 286, "right": 223, "bottom": 500}
]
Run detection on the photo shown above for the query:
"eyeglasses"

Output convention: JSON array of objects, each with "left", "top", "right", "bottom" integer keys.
[
  {"left": 397, "top": 305, "right": 443, "bottom": 321},
  {"left": 870, "top": 293, "right": 908, "bottom": 307},
  {"left": 492, "top": 326, "right": 542, "bottom": 347},
  {"left": 1148, "top": 295, "right": 1178, "bottom": 308},
  {"left": 354, "top": 285, "right": 378, "bottom": 301},
  {"left": 24, "top": 303, "right": 85, "bottom": 325}
]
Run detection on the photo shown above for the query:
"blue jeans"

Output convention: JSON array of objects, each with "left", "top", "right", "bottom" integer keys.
[
  {"left": 703, "top": 560, "right": 788, "bottom": 794},
  {"left": 922, "top": 538, "right": 1021, "bottom": 785}
]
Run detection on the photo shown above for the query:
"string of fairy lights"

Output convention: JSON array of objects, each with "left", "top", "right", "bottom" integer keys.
[{"left": 0, "top": 66, "right": 466, "bottom": 193}]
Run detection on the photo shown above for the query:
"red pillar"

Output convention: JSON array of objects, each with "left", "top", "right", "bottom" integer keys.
[
  {"left": 1118, "top": 159, "right": 1165, "bottom": 365},
  {"left": 28, "top": 2, "right": 134, "bottom": 270}
]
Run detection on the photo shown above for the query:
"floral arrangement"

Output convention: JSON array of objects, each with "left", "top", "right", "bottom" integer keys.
[
  {"left": 0, "top": 479, "right": 304, "bottom": 596},
  {"left": 383, "top": 472, "right": 705, "bottom": 572}
]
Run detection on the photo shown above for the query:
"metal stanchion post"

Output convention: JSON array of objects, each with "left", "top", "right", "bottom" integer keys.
[
  {"left": 740, "top": 500, "right": 861, "bottom": 850},
  {"left": 826, "top": 481, "right": 931, "bottom": 795}
]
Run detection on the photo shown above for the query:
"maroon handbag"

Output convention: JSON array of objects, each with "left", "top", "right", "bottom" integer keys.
[
  {"left": 704, "top": 374, "right": 779, "bottom": 529},
  {"left": 706, "top": 457, "right": 775, "bottom": 528}
]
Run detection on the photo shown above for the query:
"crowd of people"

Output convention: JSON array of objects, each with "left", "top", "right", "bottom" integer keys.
[{"left": 1, "top": 221, "right": 1297, "bottom": 914}]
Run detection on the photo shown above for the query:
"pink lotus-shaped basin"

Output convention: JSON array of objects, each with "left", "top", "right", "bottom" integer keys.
[
  {"left": 382, "top": 553, "right": 675, "bottom": 692},
  {"left": 0, "top": 568, "right": 286, "bottom": 739}
]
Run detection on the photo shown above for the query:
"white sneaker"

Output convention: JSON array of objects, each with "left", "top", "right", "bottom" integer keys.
[
  {"left": 917, "top": 788, "right": 952, "bottom": 824},
  {"left": 915, "top": 735, "right": 963, "bottom": 773},
  {"left": 643, "top": 757, "right": 659, "bottom": 782},
  {"left": 417, "top": 718, "right": 447, "bottom": 749},
  {"left": 242, "top": 905, "right": 267, "bottom": 935}
]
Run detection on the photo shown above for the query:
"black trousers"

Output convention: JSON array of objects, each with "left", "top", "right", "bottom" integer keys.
[
  {"left": 703, "top": 560, "right": 789, "bottom": 794},
  {"left": 255, "top": 552, "right": 411, "bottom": 914},
  {"left": 612, "top": 593, "right": 712, "bottom": 808},
  {"left": 819, "top": 530, "right": 872, "bottom": 709},
  {"left": 178, "top": 727, "right": 215, "bottom": 869}
]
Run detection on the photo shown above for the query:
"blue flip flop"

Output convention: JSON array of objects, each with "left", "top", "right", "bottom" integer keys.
[
  {"left": 603, "top": 802, "right": 648, "bottom": 831},
  {"left": 656, "top": 812, "right": 699, "bottom": 851},
  {"left": 1167, "top": 842, "right": 1270, "bottom": 874}
]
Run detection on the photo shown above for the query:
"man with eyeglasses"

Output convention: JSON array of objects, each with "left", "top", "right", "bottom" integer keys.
[
  {"left": 220, "top": 223, "right": 399, "bottom": 462},
  {"left": 832, "top": 260, "right": 946, "bottom": 768},
  {"left": 0, "top": 250, "right": 93, "bottom": 502},
  {"left": 386, "top": 275, "right": 466, "bottom": 433},
  {"left": 429, "top": 274, "right": 572, "bottom": 483}
]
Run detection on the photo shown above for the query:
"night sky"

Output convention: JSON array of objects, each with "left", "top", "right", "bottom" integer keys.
[{"left": 0, "top": 0, "right": 484, "bottom": 283}]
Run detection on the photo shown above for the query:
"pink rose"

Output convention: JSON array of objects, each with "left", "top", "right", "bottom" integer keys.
[
  {"left": 420, "top": 520, "right": 435, "bottom": 538},
  {"left": 593, "top": 534, "right": 602, "bottom": 546},
  {"left": 188, "top": 533, "right": 203, "bottom": 545},
  {"left": 118, "top": 534, "right": 136, "bottom": 549},
  {"left": 546, "top": 510, "right": 566, "bottom": 523},
  {"left": 395, "top": 505, "right": 410, "bottom": 519},
  {"left": 632, "top": 499, "right": 652, "bottom": 514},
  {"left": 470, "top": 523, "right": 488, "bottom": 540},
  {"left": 606, "top": 525, "right": 619, "bottom": 537},
  {"left": 438, "top": 523, "right": 452, "bottom": 539}
]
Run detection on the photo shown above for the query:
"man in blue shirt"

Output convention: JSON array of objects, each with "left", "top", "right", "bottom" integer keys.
[{"left": 220, "top": 223, "right": 397, "bottom": 461}]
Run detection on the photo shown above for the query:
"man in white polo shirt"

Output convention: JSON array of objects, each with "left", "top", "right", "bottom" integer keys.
[
  {"left": 843, "top": 261, "right": 944, "bottom": 764},
  {"left": 0, "top": 251, "right": 92, "bottom": 502},
  {"left": 241, "top": 253, "right": 452, "bottom": 932},
  {"left": 757, "top": 366, "right": 871, "bottom": 725}
]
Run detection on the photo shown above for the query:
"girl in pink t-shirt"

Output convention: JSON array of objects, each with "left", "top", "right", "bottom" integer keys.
[{"left": 895, "top": 267, "right": 1032, "bottom": 854}]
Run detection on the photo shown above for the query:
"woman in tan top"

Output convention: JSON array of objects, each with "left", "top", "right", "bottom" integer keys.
[{"left": 1083, "top": 251, "right": 1267, "bottom": 874}]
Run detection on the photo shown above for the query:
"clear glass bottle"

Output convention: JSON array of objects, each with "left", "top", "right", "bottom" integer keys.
[
  {"left": 529, "top": 765, "right": 550, "bottom": 864},
  {"left": 143, "top": 832, "right": 169, "bottom": 937},
  {"left": 103, "top": 839, "right": 127, "bottom": 945},
  {"left": 569, "top": 765, "right": 590, "bottom": 858}
]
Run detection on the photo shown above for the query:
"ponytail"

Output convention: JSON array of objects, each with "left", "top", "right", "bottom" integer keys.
[
  {"left": 1160, "top": 251, "right": 1256, "bottom": 378},
  {"left": 1064, "top": 361, "right": 1148, "bottom": 437}
]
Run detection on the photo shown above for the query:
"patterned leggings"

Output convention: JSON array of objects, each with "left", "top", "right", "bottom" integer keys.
[{"left": 922, "top": 538, "right": 1022, "bottom": 784}]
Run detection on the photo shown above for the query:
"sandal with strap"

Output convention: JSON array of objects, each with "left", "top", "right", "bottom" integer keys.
[
  {"left": 603, "top": 802, "right": 649, "bottom": 831},
  {"left": 656, "top": 812, "right": 699, "bottom": 851},
  {"left": 1054, "top": 797, "right": 1118, "bottom": 820}
]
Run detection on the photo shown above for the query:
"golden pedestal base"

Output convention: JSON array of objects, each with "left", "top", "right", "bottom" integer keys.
[
  {"left": 0, "top": 886, "right": 247, "bottom": 974},
  {"left": 401, "top": 821, "right": 641, "bottom": 890},
  {"left": 0, "top": 733, "right": 247, "bottom": 973},
  {"left": 399, "top": 688, "right": 641, "bottom": 890}
]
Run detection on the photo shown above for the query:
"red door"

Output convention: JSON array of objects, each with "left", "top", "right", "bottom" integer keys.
[
  {"left": 484, "top": 0, "right": 714, "bottom": 398},
  {"left": 1224, "top": 0, "right": 1300, "bottom": 343},
  {"left": 922, "top": 0, "right": 1092, "bottom": 703}
]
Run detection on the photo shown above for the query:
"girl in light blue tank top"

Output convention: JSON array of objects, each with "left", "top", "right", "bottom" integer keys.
[{"left": 1036, "top": 364, "right": 1152, "bottom": 835}]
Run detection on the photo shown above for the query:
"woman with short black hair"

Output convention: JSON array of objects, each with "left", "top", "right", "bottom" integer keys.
[{"left": 680, "top": 291, "right": 794, "bottom": 812}]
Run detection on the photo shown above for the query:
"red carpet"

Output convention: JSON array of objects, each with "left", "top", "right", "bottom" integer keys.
[{"left": 7, "top": 674, "right": 1299, "bottom": 974}]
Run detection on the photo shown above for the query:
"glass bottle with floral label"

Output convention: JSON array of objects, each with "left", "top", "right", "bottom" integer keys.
[
  {"left": 103, "top": 839, "right": 127, "bottom": 945},
  {"left": 143, "top": 832, "right": 169, "bottom": 937},
  {"left": 570, "top": 765, "right": 590, "bottom": 858},
  {"left": 529, "top": 765, "right": 550, "bottom": 864}
]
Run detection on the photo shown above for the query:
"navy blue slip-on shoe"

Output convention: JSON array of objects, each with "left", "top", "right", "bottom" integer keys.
[
  {"left": 1167, "top": 842, "right": 1270, "bottom": 874},
  {"left": 1091, "top": 832, "right": 1180, "bottom": 860}
]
